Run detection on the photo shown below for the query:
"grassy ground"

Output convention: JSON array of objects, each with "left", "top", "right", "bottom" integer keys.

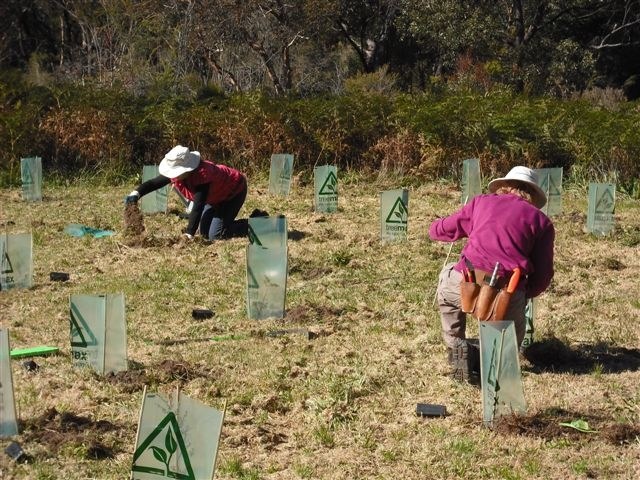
[{"left": 1, "top": 173, "right": 639, "bottom": 480}]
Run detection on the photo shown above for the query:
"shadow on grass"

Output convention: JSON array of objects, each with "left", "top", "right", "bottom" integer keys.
[
  {"left": 288, "top": 229, "right": 308, "bottom": 241},
  {"left": 522, "top": 336, "right": 640, "bottom": 374}
]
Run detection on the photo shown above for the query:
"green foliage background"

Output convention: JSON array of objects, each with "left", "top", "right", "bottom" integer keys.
[{"left": 1, "top": 71, "right": 638, "bottom": 196}]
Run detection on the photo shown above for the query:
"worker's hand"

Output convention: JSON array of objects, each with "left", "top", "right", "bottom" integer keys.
[{"left": 124, "top": 191, "right": 140, "bottom": 205}]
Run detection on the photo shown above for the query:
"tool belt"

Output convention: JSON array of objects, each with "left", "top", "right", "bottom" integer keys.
[{"left": 460, "top": 269, "right": 514, "bottom": 321}]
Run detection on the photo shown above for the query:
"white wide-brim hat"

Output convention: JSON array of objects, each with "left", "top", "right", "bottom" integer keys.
[
  {"left": 487, "top": 166, "right": 547, "bottom": 209},
  {"left": 159, "top": 145, "right": 201, "bottom": 178}
]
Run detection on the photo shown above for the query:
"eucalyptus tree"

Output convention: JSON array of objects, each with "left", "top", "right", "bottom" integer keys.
[
  {"left": 398, "top": 0, "right": 635, "bottom": 94},
  {"left": 186, "top": 0, "right": 313, "bottom": 94}
]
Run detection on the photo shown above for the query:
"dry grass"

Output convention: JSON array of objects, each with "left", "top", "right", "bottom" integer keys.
[{"left": 1, "top": 176, "right": 639, "bottom": 480}]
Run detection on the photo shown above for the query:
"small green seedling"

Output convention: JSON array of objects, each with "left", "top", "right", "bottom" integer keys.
[{"left": 558, "top": 419, "right": 598, "bottom": 433}]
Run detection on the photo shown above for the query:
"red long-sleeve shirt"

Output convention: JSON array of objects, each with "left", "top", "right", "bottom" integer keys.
[{"left": 135, "top": 160, "right": 245, "bottom": 236}]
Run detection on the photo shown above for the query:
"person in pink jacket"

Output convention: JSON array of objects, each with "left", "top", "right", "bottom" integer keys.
[
  {"left": 428, "top": 166, "right": 555, "bottom": 383},
  {"left": 126, "top": 145, "right": 247, "bottom": 240}
]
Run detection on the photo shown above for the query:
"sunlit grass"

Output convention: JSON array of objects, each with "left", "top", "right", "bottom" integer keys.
[{"left": 0, "top": 177, "right": 639, "bottom": 479}]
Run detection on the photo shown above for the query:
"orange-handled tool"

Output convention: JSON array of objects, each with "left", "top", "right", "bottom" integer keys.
[{"left": 506, "top": 267, "right": 521, "bottom": 293}]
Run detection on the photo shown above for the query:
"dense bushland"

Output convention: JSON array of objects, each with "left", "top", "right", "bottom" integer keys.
[{"left": 1, "top": 71, "right": 638, "bottom": 196}]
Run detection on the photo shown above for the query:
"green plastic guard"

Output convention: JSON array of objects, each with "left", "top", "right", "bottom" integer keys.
[{"left": 10, "top": 346, "right": 59, "bottom": 359}]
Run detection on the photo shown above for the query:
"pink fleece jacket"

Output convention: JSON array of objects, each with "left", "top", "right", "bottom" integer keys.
[{"left": 429, "top": 193, "right": 555, "bottom": 298}]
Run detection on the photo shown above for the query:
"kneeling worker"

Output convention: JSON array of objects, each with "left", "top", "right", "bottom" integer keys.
[{"left": 126, "top": 145, "right": 248, "bottom": 240}]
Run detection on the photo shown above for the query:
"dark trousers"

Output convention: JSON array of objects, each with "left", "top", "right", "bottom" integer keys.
[{"left": 199, "top": 179, "right": 248, "bottom": 240}]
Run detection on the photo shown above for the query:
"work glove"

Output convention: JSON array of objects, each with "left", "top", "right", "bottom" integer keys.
[
  {"left": 125, "top": 191, "right": 140, "bottom": 205},
  {"left": 183, "top": 233, "right": 194, "bottom": 240}
]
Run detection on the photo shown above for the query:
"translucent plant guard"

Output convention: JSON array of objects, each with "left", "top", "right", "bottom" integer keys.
[
  {"left": 380, "top": 189, "right": 409, "bottom": 242},
  {"left": 586, "top": 183, "right": 616, "bottom": 236},
  {"left": 480, "top": 321, "right": 526, "bottom": 426},
  {"left": 461, "top": 158, "right": 481, "bottom": 204},
  {"left": 0, "top": 329, "right": 18, "bottom": 437},
  {"left": 534, "top": 167, "right": 563, "bottom": 216},
  {"left": 21, "top": 156, "right": 42, "bottom": 202},
  {"left": 140, "top": 165, "right": 168, "bottom": 214},
  {"left": 268, "top": 154, "right": 294, "bottom": 196},
  {"left": 70, "top": 293, "right": 127, "bottom": 375},
  {"left": 314, "top": 165, "right": 338, "bottom": 213},
  {"left": 132, "top": 389, "right": 224, "bottom": 480},
  {"left": 248, "top": 215, "right": 287, "bottom": 249},
  {"left": 0, "top": 233, "right": 33, "bottom": 291},
  {"left": 246, "top": 244, "right": 287, "bottom": 320}
]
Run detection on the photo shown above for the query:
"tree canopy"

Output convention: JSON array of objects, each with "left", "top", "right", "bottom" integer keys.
[{"left": 2, "top": 0, "right": 640, "bottom": 97}]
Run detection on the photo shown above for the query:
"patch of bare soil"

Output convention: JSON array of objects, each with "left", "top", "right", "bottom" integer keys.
[
  {"left": 103, "top": 359, "right": 214, "bottom": 391},
  {"left": 601, "top": 256, "right": 625, "bottom": 270},
  {"left": 286, "top": 303, "right": 344, "bottom": 324},
  {"left": 494, "top": 409, "right": 640, "bottom": 445},
  {"left": 123, "top": 203, "right": 146, "bottom": 246},
  {"left": 20, "top": 407, "right": 119, "bottom": 459},
  {"left": 303, "top": 266, "right": 333, "bottom": 280},
  {"left": 288, "top": 259, "right": 333, "bottom": 280},
  {"left": 522, "top": 337, "right": 640, "bottom": 374},
  {"left": 104, "top": 369, "right": 150, "bottom": 393},
  {"left": 601, "top": 423, "right": 640, "bottom": 445},
  {"left": 288, "top": 229, "right": 308, "bottom": 241},
  {"left": 152, "top": 359, "right": 212, "bottom": 383}
]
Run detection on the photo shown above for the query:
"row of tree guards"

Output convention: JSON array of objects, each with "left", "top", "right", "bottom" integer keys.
[
  {"left": 0, "top": 155, "right": 620, "bottom": 477},
  {"left": 18, "top": 155, "right": 617, "bottom": 233}
]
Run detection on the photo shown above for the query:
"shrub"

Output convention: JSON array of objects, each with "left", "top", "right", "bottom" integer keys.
[
  {"left": 0, "top": 70, "right": 56, "bottom": 185},
  {"left": 1, "top": 72, "right": 639, "bottom": 190}
]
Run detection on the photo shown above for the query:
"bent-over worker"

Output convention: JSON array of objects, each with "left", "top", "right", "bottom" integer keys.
[
  {"left": 126, "top": 145, "right": 247, "bottom": 240},
  {"left": 428, "top": 166, "right": 555, "bottom": 383}
]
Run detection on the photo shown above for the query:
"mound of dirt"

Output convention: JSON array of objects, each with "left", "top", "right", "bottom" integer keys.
[
  {"left": 493, "top": 409, "right": 640, "bottom": 445},
  {"left": 601, "top": 423, "right": 640, "bottom": 445},
  {"left": 153, "top": 359, "right": 212, "bottom": 383},
  {"left": 104, "top": 360, "right": 213, "bottom": 389},
  {"left": 123, "top": 203, "right": 146, "bottom": 246},
  {"left": 286, "top": 303, "right": 344, "bottom": 324},
  {"left": 104, "top": 369, "right": 150, "bottom": 393},
  {"left": 20, "top": 407, "right": 120, "bottom": 459}
]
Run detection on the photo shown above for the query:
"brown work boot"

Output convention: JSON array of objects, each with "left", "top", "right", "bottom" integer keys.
[{"left": 448, "top": 340, "right": 480, "bottom": 385}]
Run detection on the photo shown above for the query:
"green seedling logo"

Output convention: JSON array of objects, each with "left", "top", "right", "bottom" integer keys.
[
  {"left": 318, "top": 171, "right": 338, "bottom": 195},
  {"left": 539, "top": 174, "right": 561, "bottom": 196},
  {"left": 132, "top": 411, "right": 195, "bottom": 479},
  {"left": 385, "top": 197, "right": 408, "bottom": 224},
  {"left": 595, "top": 188, "right": 615, "bottom": 214},
  {"left": 21, "top": 165, "right": 34, "bottom": 186},
  {"left": 1, "top": 251, "right": 13, "bottom": 274},
  {"left": 486, "top": 337, "right": 501, "bottom": 417},
  {"left": 280, "top": 159, "right": 292, "bottom": 180},
  {"left": 70, "top": 303, "right": 99, "bottom": 348}
]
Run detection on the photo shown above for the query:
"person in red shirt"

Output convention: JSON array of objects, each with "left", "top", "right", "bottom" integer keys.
[
  {"left": 429, "top": 166, "right": 555, "bottom": 383},
  {"left": 126, "top": 145, "right": 248, "bottom": 240}
]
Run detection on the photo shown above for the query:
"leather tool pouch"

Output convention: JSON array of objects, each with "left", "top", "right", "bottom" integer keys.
[
  {"left": 474, "top": 283, "right": 499, "bottom": 321},
  {"left": 460, "top": 281, "right": 481, "bottom": 313},
  {"left": 492, "top": 290, "right": 512, "bottom": 321}
]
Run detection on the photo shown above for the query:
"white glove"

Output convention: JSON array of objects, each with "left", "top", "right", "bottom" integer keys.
[{"left": 125, "top": 190, "right": 140, "bottom": 204}]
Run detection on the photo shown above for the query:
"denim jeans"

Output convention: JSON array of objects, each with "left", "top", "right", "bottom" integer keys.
[{"left": 199, "top": 180, "right": 247, "bottom": 240}]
